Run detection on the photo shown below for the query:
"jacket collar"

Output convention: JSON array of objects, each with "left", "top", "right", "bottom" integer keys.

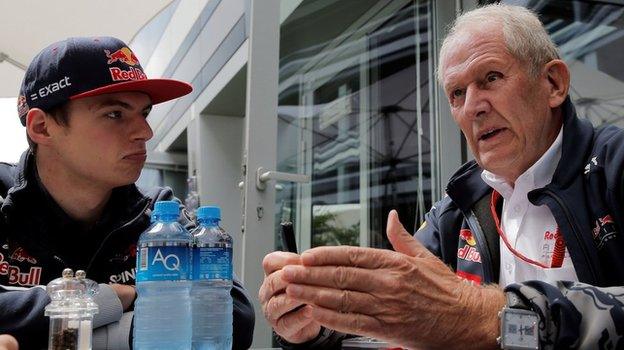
[
  {"left": 446, "top": 97, "right": 593, "bottom": 210},
  {"left": 1, "top": 150, "right": 149, "bottom": 227}
]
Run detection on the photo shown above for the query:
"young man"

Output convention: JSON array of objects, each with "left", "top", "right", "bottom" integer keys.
[
  {"left": 261, "top": 4, "right": 624, "bottom": 349},
  {"left": 0, "top": 37, "right": 254, "bottom": 349}
]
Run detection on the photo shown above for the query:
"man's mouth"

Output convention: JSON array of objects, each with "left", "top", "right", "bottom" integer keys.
[
  {"left": 123, "top": 152, "right": 147, "bottom": 161},
  {"left": 479, "top": 128, "right": 505, "bottom": 141}
]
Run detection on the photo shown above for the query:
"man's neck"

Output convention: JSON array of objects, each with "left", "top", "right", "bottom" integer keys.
[{"left": 35, "top": 153, "right": 112, "bottom": 227}]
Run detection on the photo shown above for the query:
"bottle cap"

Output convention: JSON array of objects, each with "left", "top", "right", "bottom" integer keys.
[
  {"left": 153, "top": 201, "right": 180, "bottom": 218},
  {"left": 196, "top": 206, "right": 220, "bottom": 221}
]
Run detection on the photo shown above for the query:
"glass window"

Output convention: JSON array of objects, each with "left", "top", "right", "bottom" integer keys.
[
  {"left": 277, "top": 0, "right": 436, "bottom": 250},
  {"left": 489, "top": 0, "right": 624, "bottom": 127},
  {"left": 130, "top": 0, "right": 180, "bottom": 68}
]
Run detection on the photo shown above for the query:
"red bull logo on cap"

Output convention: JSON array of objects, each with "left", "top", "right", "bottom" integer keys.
[
  {"left": 105, "top": 47, "right": 139, "bottom": 66},
  {"left": 109, "top": 67, "right": 147, "bottom": 82}
]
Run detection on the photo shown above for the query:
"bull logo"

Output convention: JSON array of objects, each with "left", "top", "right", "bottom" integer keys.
[
  {"left": 104, "top": 47, "right": 139, "bottom": 66},
  {"left": 459, "top": 229, "right": 476, "bottom": 246}
]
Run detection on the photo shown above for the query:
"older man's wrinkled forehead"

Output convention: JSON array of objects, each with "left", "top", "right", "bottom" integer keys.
[{"left": 439, "top": 23, "right": 509, "bottom": 84}]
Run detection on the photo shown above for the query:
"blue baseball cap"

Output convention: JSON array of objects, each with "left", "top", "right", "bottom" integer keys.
[{"left": 17, "top": 36, "right": 192, "bottom": 126}]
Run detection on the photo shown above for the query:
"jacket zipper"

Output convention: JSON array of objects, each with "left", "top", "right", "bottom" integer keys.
[
  {"left": 86, "top": 200, "right": 151, "bottom": 274},
  {"left": 466, "top": 212, "right": 495, "bottom": 283},
  {"left": 542, "top": 189, "right": 599, "bottom": 284}
]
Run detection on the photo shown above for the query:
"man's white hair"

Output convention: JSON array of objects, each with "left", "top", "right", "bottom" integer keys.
[{"left": 437, "top": 4, "right": 560, "bottom": 82}]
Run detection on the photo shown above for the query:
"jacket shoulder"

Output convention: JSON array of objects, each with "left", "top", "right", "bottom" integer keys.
[
  {"left": 588, "top": 126, "right": 624, "bottom": 186},
  {"left": 136, "top": 185, "right": 195, "bottom": 229},
  {"left": 136, "top": 185, "right": 176, "bottom": 204},
  {"left": 0, "top": 162, "right": 18, "bottom": 199}
]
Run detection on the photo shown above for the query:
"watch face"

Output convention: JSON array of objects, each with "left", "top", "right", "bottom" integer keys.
[{"left": 502, "top": 310, "right": 539, "bottom": 349}]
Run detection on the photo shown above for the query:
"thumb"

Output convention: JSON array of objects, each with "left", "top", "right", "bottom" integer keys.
[{"left": 387, "top": 210, "right": 431, "bottom": 258}]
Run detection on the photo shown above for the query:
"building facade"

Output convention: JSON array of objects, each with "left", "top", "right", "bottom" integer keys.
[{"left": 133, "top": 0, "right": 624, "bottom": 346}]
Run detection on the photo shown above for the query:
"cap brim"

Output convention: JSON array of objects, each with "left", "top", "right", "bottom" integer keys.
[{"left": 70, "top": 79, "right": 192, "bottom": 104}]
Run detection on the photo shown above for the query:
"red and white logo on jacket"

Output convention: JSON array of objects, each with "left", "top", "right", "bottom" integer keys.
[
  {"left": 457, "top": 229, "right": 481, "bottom": 263},
  {"left": 0, "top": 251, "right": 42, "bottom": 286}
]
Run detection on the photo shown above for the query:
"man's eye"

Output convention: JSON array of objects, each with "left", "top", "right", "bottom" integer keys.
[
  {"left": 106, "top": 111, "right": 122, "bottom": 119},
  {"left": 486, "top": 72, "right": 501, "bottom": 82},
  {"left": 452, "top": 89, "right": 464, "bottom": 98}
]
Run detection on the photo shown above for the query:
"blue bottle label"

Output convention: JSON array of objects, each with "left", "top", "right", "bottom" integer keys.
[
  {"left": 136, "top": 245, "right": 190, "bottom": 282},
  {"left": 192, "top": 246, "right": 232, "bottom": 280}
]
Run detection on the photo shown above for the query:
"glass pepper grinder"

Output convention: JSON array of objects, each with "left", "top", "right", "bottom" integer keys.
[{"left": 45, "top": 268, "right": 99, "bottom": 350}]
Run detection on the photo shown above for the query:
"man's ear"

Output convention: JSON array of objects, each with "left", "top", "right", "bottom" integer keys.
[
  {"left": 26, "top": 108, "right": 52, "bottom": 146},
  {"left": 543, "top": 59, "right": 570, "bottom": 108}
]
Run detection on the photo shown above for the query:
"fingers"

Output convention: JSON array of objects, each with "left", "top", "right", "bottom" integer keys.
[
  {"left": 272, "top": 305, "right": 322, "bottom": 344},
  {"left": 386, "top": 210, "right": 432, "bottom": 259},
  {"left": 260, "top": 271, "right": 319, "bottom": 344},
  {"left": 262, "top": 292, "right": 306, "bottom": 323},
  {"left": 262, "top": 251, "right": 301, "bottom": 275},
  {"left": 282, "top": 265, "right": 390, "bottom": 292},
  {"left": 309, "top": 305, "right": 383, "bottom": 340},
  {"left": 300, "top": 246, "right": 399, "bottom": 269},
  {"left": 285, "top": 283, "right": 379, "bottom": 314},
  {"left": 259, "top": 269, "right": 290, "bottom": 303}
]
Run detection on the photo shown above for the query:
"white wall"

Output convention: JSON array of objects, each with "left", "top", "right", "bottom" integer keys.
[{"left": 0, "top": 98, "right": 28, "bottom": 163}]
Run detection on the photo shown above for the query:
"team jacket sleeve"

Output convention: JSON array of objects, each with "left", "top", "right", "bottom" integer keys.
[
  {"left": 505, "top": 280, "right": 624, "bottom": 349},
  {"left": 0, "top": 285, "right": 50, "bottom": 349}
]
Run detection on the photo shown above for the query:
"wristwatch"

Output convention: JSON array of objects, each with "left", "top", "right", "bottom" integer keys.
[{"left": 497, "top": 292, "right": 540, "bottom": 350}]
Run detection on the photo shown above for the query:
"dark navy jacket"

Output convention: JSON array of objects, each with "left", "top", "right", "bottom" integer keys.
[
  {"left": 0, "top": 151, "right": 255, "bottom": 349},
  {"left": 416, "top": 98, "right": 624, "bottom": 348}
]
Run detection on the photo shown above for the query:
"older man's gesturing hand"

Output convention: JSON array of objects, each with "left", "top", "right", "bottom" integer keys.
[
  {"left": 258, "top": 251, "right": 322, "bottom": 344},
  {"left": 281, "top": 210, "right": 505, "bottom": 349}
]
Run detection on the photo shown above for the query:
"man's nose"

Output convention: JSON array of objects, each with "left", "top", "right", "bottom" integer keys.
[
  {"left": 463, "top": 85, "right": 490, "bottom": 119},
  {"left": 131, "top": 116, "right": 154, "bottom": 141}
]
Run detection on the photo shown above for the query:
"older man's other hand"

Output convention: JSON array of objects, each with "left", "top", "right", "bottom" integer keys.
[
  {"left": 282, "top": 210, "right": 505, "bottom": 349},
  {"left": 259, "top": 251, "right": 322, "bottom": 344}
]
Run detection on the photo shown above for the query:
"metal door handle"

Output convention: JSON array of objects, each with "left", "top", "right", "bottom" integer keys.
[{"left": 256, "top": 167, "right": 310, "bottom": 191}]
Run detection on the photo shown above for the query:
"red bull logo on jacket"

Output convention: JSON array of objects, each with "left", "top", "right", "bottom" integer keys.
[
  {"left": 459, "top": 229, "right": 476, "bottom": 246},
  {"left": 10, "top": 247, "right": 37, "bottom": 264},
  {"left": 592, "top": 214, "right": 617, "bottom": 250},
  {"left": 457, "top": 229, "right": 481, "bottom": 263},
  {"left": 0, "top": 252, "right": 42, "bottom": 286}
]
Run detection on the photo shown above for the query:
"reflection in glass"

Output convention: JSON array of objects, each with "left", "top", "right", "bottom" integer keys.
[
  {"left": 494, "top": 0, "right": 624, "bottom": 127},
  {"left": 277, "top": 0, "right": 435, "bottom": 250}
]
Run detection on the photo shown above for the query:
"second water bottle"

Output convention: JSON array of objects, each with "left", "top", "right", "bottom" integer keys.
[{"left": 191, "top": 206, "right": 233, "bottom": 350}]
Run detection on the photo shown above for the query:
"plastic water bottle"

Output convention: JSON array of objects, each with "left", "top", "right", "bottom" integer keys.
[
  {"left": 191, "top": 206, "right": 233, "bottom": 350},
  {"left": 134, "top": 201, "right": 192, "bottom": 350}
]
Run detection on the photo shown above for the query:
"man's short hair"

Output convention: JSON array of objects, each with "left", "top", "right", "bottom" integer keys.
[
  {"left": 437, "top": 4, "right": 560, "bottom": 82},
  {"left": 26, "top": 103, "right": 70, "bottom": 154}
]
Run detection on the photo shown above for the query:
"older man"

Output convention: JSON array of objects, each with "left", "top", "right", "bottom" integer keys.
[{"left": 260, "top": 4, "right": 624, "bottom": 349}]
